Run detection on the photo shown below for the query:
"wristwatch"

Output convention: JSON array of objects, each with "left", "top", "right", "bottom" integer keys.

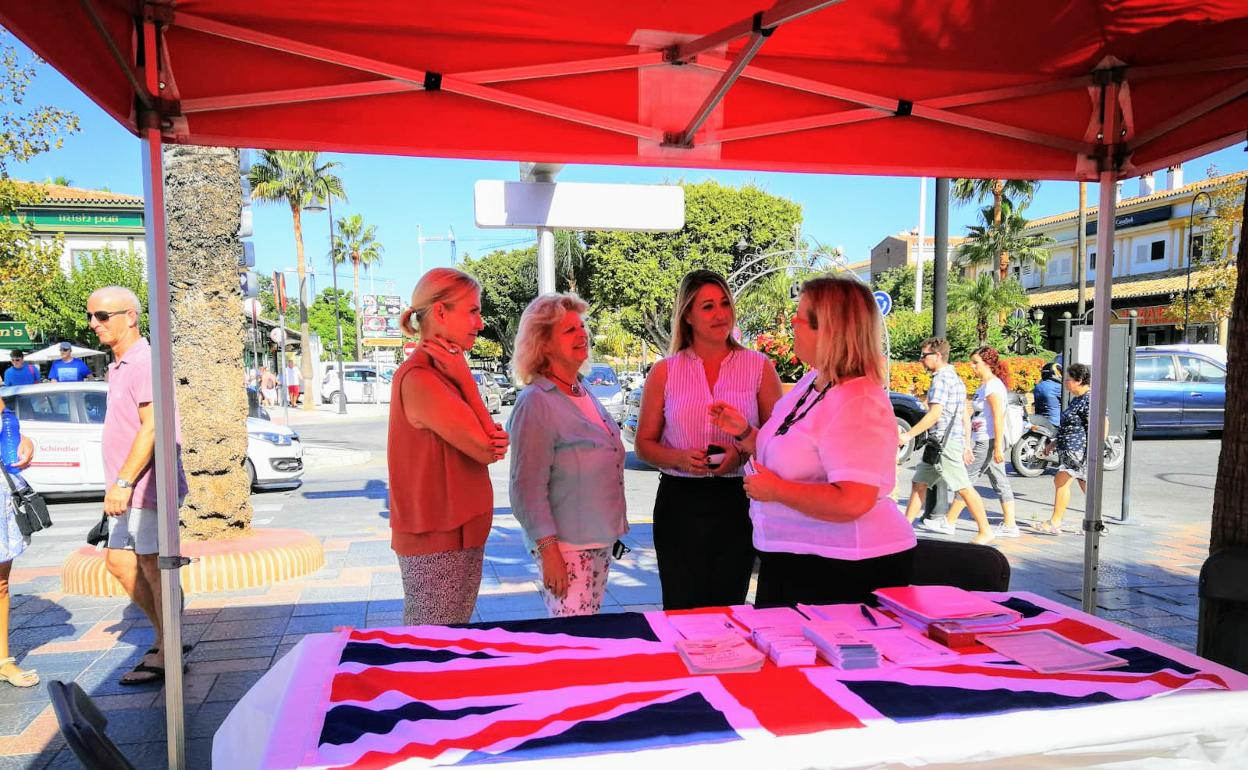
[
  {"left": 114, "top": 478, "right": 133, "bottom": 489},
  {"left": 732, "top": 425, "right": 753, "bottom": 441}
]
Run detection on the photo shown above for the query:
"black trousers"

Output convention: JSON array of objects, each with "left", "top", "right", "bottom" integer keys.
[
  {"left": 653, "top": 474, "right": 755, "bottom": 610},
  {"left": 754, "top": 547, "right": 915, "bottom": 608}
]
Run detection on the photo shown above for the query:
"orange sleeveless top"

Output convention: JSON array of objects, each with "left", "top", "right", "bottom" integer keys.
[{"left": 387, "top": 353, "right": 493, "bottom": 556}]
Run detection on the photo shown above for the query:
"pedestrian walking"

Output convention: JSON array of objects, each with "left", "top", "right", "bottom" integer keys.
[
  {"left": 710, "top": 277, "right": 916, "bottom": 606},
  {"left": 900, "top": 337, "right": 995, "bottom": 545},
  {"left": 88, "top": 286, "right": 189, "bottom": 685},
  {"left": 283, "top": 360, "right": 301, "bottom": 406},
  {"left": 260, "top": 366, "right": 279, "bottom": 406},
  {"left": 387, "top": 268, "right": 508, "bottom": 625},
  {"left": 941, "top": 347, "right": 1019, "bottom": 537},
  {"left": 0, "top": 395, "right": 38, "bottom": 689},
  {"left": 3, "top": 351, "right": 39, "bottom": 387},
  {"left": 507, "top": 293, "right": 628, "bottom": 617},
  {"left": 1036, "top": 363, "right": 1093, "bottom": 536},
  {"left": 634, "top": 270, "right": 781, "bottom": 610},
  {"left": 48, "top": 341, "right": 92, "bottom": 382}
]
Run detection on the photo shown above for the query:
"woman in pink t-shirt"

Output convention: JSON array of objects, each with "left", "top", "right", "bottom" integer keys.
[{"left": 711, "top": 276, "right": 916, "bottom": 606}]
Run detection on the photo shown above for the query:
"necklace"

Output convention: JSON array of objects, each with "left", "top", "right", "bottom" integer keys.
[
  {"left": 547, "top": 371, "right": 584, "bottom": 396},
  {"left": 774, "top": 380, "right": 832, "bottom": 436}
]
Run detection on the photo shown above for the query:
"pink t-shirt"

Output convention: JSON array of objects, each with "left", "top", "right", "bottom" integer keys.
[{"left": 103, "top": 338, "right": 189, "bottom": 509}]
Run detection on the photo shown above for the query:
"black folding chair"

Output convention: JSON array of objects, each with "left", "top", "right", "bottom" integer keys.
[
  {"left": 1198, "top": 548, "right": 1248, "bottom": 673},
  {"left": 47, "top": 680, "right": 135, "bottom": 770},
  {"left": 911, "top": 537, "right": 1011, "bottom": 592}
]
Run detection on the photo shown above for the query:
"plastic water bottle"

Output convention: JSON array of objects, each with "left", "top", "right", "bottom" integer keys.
[{"left": 1, "top": 408, "right": 22, "bottom": 475}]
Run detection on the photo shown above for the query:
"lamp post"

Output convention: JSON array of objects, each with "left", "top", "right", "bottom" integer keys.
[
  {"left": 1183, "top": 191, "right": 1214, "bottom": 343},
  {"left": 304, "top": 198, "right": 348, "bottom": 414}
]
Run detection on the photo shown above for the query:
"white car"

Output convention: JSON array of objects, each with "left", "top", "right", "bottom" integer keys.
[
  {"left": 321, "top": 368, "right": 392, "bottom": 407},
  {"left": 0, "top": 382, "right": 302, "bottom": 496}
]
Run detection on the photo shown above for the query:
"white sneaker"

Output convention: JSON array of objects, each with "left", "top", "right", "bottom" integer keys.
[
  {"left": 993, "top": 523, "right": 1022, "bottom": 538},
  {"left": 920, "top": 518, "right": 955, "bottom": 535}
]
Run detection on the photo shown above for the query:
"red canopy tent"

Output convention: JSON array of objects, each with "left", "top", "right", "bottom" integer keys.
[{"left": 3, "top": 1, "right": 1247, "bottom": 766}]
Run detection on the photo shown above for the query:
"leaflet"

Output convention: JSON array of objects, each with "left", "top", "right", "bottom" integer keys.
[{"left": 976, "top": 629, "right": 1129, "bottom": 674}]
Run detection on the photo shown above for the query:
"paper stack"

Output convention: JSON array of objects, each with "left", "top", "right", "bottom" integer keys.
[
  {"left": 803, "top": 621, "right": 881, "bottom": 669},
  {"left": 674, "top": 633, "right": 766, "bottom": 675},
  {"left": 873, "top": 586, "right": 1022, "bottom": 632},
  {"left": 752, "top": 625, "right": 817, "bottom": 667}
]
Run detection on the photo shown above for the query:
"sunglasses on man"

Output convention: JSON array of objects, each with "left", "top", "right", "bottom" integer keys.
[{"left": 86, "top": 309, "right": 130, "bottom": 323}]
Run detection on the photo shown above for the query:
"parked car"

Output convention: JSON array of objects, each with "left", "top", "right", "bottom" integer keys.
[
  {"left": 1132, "top": 346, "right": 1226, "bottom": 432},
  {"left": 585, "top": 364, "right": 626, "bottom": 424},
  {"left": 473, "top": 371, "right": 503, "bottom": 414},
  {"left": 0, "top": 382, "right": 302, "bottom": 495},
  {"left": 322, "top": 368, "right": 392, "bottom": 407},
  {"left": 622, "top": 380, "right": 927, "bottom": 466},
  {"left": 492, "top": 373, "right": 517, "bottom": 405},
  {"left": 620, "top": 370, "right": 645, "bottom": 391}
]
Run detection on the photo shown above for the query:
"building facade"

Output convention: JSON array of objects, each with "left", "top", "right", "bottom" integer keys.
[
  {"left": 869, "top": 230, "right": 968, "bottom": 278},
  {"left": 5, "top": 182, "right": 147, "bottom": 271}
]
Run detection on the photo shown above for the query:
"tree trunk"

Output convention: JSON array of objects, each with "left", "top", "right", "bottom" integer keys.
[
  {"left": 292, "top": 206, "right": 315, "bottom": 409},
  {"left": 352, "top": 258, "right": 363, "bottom": 360},
  {"left": 163, "top": 144, "right": 252, "bottom": 539},
  {"left": 993, "top": 180, "right": 1007, "bottom": 285}
]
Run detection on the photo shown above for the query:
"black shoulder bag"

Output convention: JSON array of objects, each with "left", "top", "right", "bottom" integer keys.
[
  {"left": 1, "top": 465, "right": 53, "bottom": 538},
  {"left": 919, "top": 400, "right": 961, "bottom": 468}
]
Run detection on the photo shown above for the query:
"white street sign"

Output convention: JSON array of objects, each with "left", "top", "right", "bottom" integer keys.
[{"left": 474, "top": 180, "right": 684, "bottom": 231}]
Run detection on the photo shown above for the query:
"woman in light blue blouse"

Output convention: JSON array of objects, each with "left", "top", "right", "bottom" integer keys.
[{"left": 506, "top": 294, "right": 628, "bottom": 617}]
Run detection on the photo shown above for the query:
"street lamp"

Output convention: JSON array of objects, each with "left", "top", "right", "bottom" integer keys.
[
  {"left": 304, "top": 198, "right": 348, "bottom": 414},
  {"left": 1183, "top": 191, "right": 1215, "bottom": 343}
]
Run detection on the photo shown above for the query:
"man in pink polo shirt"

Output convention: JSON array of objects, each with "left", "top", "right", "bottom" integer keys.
[{"left": 88, "top": 286, "right": 189, "bottom": 686}]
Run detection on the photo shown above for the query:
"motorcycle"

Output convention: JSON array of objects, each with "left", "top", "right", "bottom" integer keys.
[{"left": 1010, "top": 414, "right": 1125, "bottom": 478}]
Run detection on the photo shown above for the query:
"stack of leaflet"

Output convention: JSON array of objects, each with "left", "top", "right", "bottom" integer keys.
[
  {"left": 752, "top": 625, "right": 817, "bottom": 667},
  {"left": 803, "top": 621, "right": 881, "bottom": 669},
  {"left": 674, "top": 634, "right": 766, "bottom": 674},
  {"left": 873, "top": 586, "right": 1022, "bottom": 632}
]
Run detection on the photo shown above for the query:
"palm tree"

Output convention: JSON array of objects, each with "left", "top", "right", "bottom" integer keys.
[
  {"left": 955, "top": 200, "right": 1054, "bottom": 282},
  {"left": 952, "top": 178, "right": 1039, "bottom": 282},
  {"left": 249, "top": 151, "right": 345, "bottom": 408},
  {"left": 949, "top": 274, "right": 1028, "bottom": 344},
  {"left": 331, "top": 213, "right": 383, "bottom": 359}
]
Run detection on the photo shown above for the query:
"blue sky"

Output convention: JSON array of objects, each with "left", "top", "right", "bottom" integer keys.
[{"left": 8, "top": 34, "right": 1247, "bottom": 298}]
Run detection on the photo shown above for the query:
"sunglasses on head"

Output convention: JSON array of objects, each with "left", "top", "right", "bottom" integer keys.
[{"left": 86, "top": 309, "right": 129, "bottom": 323}]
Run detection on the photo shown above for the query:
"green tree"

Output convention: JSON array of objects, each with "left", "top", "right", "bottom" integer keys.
[
  {"left": 584, "top": 181, "right": 803, "bottom": 350},
  {"left": 471, "top": 336, "right": 503, "bottom": 360},
  {"left": 955, "top": 200, "right": 1054, "bottom": 282},
  {"left": 555, "top": 230, "right": 591, "bottom": 298},
  {"left": 949, "top": 274, "right": 1028, "bottom": 345},
  {"left": 460, "top": 246, "right": 539, "bottom": 359},
  {"left": 248, "top": 150, "right": 345, "bottom": 408},
  {"left": 736, "top": 269, "right": 809, "bottom": 337},
  {"left": 952, "top": 178, "right": 1039, "bottom": 281},
  {"left": 1165, "top": 170, "right": 1243, "bottom": 343},
  {"left": 307, "top": 287, "right": 357, "bottom": 361},
  {"left": 331, "top": 213, "right": 383, "bottom": 359},
  {"left": 871, "top": 264, "right": 934, "bottom": 314}
]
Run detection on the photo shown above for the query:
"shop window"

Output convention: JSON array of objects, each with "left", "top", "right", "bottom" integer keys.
[{"left": 1150, "top": 240, "right": 1166, "bottom": 261}]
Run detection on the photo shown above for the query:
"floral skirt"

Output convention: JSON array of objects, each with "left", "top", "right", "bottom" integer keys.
[{"left": 534, "top": 547, "right": 611, "bottom": 618}]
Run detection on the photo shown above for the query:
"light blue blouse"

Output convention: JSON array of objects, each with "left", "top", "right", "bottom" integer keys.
[{"left": 506, "top": 375, "right": 629, "bottom": 549}]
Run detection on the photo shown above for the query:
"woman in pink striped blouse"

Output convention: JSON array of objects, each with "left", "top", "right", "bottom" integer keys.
[{"left": 634, "top": 270, "right": 782, "bottom": 609}]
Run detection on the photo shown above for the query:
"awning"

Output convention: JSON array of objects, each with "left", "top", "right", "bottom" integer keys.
[{"left": 1027, "top": 268, "right": 1217, "bottom": 308}]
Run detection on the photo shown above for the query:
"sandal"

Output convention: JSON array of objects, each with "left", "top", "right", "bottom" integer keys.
[
  {"left": 119, "top": 662, "right": 166, "bottom": 686},
  {"left": 1033, "top": 521, "right": 1062, "bottom": 536},
  {"left": 0, "top": 657, "right": 39, "bottom": 688}
]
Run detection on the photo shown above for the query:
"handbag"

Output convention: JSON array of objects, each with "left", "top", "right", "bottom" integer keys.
[
  {"left": 87, "top": 513, "right": 110, "bottom": 546},
  {"left": 918, "top": 400, "right": 961, "bottom": 467},
  {"left": 1, "top": 464, "right": 53, "bottom": 538}
]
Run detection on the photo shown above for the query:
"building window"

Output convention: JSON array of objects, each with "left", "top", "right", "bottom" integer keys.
[
  {"left": 1089, "top": 251, "right": 1096, "bottom": 270},
  {"left": 1191, "top": 234, "right": 1205, "bottom": 262},
  {"left": 1150, "top": 240, "right": 1165, "bottom": 261}
]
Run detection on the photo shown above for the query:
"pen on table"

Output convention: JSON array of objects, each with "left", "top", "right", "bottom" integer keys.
[{"left": 860, "top": 604, "right": 879, "bottom": 627}]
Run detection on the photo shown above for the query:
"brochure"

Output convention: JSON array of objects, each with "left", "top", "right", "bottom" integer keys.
[{"left": 976, "top": 629, "right": 1129, "bottom": 674}]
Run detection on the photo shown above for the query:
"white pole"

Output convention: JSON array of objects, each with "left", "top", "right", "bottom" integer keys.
[
  {"left": 537, "top": 228, "right": 556, "bottom": 294},
  {"left": 140, "top": 123, "right": 187, "bottom": 770},
  {"left": 418, "top": 223, "right": 425, "bottom": 277},
  {"left": 914, "top": 177, "right": 927, "bottom": 312}
]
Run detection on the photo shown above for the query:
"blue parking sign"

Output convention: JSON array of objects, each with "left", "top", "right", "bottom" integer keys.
[{"left": 873, "top": 290, "right": 893, "bottom": 316}]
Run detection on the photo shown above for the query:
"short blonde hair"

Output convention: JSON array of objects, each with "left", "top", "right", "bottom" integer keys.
[
  {"left": 669, "top": 270, "right": 744, "bottom": 355},
  {"left": 399, "top": 267, "right": 481, "bottom": 336},
  {"left": 800, "top": 276, "right": 886, "bottom": 385},
  {"left": 512, "top": 293, "right": 590, "bottom": 385}
]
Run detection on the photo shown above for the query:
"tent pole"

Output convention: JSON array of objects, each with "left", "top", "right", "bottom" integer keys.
[
  {"left": 1081, "top": 169, "right": 1118, "bottom": 615},
  {"left": 139, "top": 18, "right": 188, "bottom": 770}
]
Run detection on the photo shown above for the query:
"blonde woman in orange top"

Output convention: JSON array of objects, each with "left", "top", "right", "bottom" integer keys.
[{"left": 388, "top": 268, "right": 509, "bottom": 625}]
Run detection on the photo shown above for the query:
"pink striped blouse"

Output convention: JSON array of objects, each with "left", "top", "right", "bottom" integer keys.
[{"left": 660, "top": 347, "right": 767, "bottom": 478}]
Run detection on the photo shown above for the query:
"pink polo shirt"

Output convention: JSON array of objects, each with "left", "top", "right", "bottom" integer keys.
[{"left": 103, "top": 338, "right": 189, "bottom": 509}]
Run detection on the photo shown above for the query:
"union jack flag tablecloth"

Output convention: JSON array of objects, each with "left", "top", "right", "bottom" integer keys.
[{"left": 213, "top": 592, "right": 1248, "bottom": 770}]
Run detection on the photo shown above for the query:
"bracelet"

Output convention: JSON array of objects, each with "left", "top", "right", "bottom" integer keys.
[
  {"left": 535, "top": 536, "right": 559, "bottom": 553},
  {"left": 732, "top": 425, "right": 753, "bottom": 442}
]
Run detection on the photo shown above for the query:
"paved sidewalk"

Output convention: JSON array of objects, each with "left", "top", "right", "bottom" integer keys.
[{"left": 0, "top": 464, "right": 1215, "bottom": 768}]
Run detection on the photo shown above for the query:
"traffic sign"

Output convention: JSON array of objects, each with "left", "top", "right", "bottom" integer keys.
[
  {"left": 873, "top": 291, "right": 893, "bottom": 316},
  {"left": 403, "top": 341, "right": 419, "bottom": 359}
]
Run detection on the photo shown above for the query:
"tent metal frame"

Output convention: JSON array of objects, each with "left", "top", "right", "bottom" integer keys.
[{"left": 63, "top": 1, "right": 1244, "bottom": 767}]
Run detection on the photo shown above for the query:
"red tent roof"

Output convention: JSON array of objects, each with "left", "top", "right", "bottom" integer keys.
[{"left": 4, "top": 0, "right": 1247, "bottom": 180}]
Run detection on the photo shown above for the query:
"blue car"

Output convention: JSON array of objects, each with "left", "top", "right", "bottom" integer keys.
[{"left": 1132, "top": 345, "right": 1226, "bottom": 432}]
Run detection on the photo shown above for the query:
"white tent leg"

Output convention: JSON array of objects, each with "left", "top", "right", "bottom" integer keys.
[
  {"left": 1080, "top": 170, "right": 1118, "bottom": 615},
  {"left": 141, "top": 133, "right": 187, "bottom": 769}
]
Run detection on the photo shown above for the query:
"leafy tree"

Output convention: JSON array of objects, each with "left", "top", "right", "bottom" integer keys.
[
  {"left": 555, "top": 230, "right": 591, "bottom": 298},
  {"left": 885, "top": 307, "right": 986, "bottom": 362},
  {"left": 1165, "top": 170, "right": 1243, "bottom": 343},
  {"left": 471, "top": 336, "right": 503, "bottom": 360},
  {"left": 584, "top": 181, "right": 803, "bottom": 350},
  {"left": 331, "top": 212, "right": 383, "bottom": 359},
  {"left": 460, "top": 246, "right": 538, "bottom": 358},
  {"left": 248, "top": 150, "right": 345, "bottom": 408},
  {"left": 952, "top": 178, "right": 1039, "bottom": 281},
  {"left": 306, "top": 287, "right": 357, "bottom": 361},
  {"left": 949, "top": 274, "right": 1028, "bottom": 344},
  {"left": 871, "top": 264, "right": 934, "bottom": 314},
  {"left": 735, "top": 269, "right": 812, "bottom": 338},
  {"left": 956, "top": 199, "right": 1053, "bottom": 282},
  {"left": 1003, "top": 315, "right": 1046, "bottom": 355}
]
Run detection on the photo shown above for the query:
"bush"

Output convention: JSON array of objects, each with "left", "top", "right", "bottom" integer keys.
[
  {"left": 886, "top": 309, "right": 987, "bottom": 362},
  {"left": 888, "top": 357, "right": 1047, "bottom": 396},
  {"left": 754, "top": 330, "right": 806, "bottom": 382}
]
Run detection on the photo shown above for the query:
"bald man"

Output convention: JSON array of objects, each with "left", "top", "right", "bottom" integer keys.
[{"left": 88, "top": 286, "right": 188, "bottom": 685}]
